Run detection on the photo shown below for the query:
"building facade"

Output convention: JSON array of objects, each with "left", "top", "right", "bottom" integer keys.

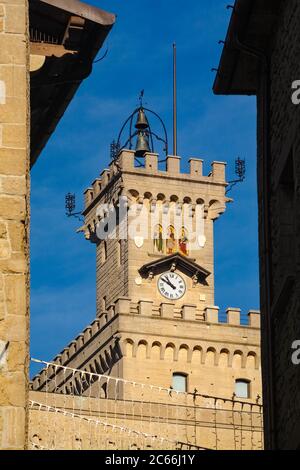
[
  {"left": 0, "top": 0, "right": 114, "bottom": 450},
  {"left": 214, "top": 0, "right": 300, "bottom": 450},
  {"left": 30, "top": 108, "right": 263, "bottom": 450}
]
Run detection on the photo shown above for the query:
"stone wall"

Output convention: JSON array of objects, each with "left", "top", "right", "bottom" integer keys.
[
  {"left": 28, "top": 390, "right": 263, "bottom": 450},
  {"left": 0, "top": 0, "right": 30, "bottom": 450},
  {"left": 258, "top": 0, "right": 300, "bottom": 450},
  {"left": 31, "top": 298, "right": 262, "bottom": 410}
]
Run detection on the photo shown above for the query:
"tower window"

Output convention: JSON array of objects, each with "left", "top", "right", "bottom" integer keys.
[
  {"left": 235, "top": 379, "right": 250, "bottom": 399},
  {"left": 172, "top": 373, "right": 188, "bottom": 393}
]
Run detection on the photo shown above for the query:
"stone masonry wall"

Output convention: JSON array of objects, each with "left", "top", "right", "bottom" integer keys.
[
  {"left": 258, "top": 0, "right": 300, "bottom": 450},
  {"left": 0, "top": 0, "right": 30, "bottom": 450}
]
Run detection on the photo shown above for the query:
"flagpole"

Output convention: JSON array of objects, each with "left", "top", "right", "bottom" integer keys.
[{"left": 173, "top": 42, "right": 177, "bottom": 156}]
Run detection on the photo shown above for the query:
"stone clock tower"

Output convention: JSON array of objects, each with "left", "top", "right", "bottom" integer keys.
[
  {"left": 32, "top": 106, "right": 261, "bottom": 410},
  {"left": 83, "top": 147, "right": 227, "bottom": 318},
  {"left": 73, "top": 105, "right": 261, "bottom": 395}
]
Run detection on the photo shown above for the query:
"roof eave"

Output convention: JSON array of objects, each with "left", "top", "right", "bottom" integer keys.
[{"left": 213, "top": 0, "right": 282, "bottom": 96}]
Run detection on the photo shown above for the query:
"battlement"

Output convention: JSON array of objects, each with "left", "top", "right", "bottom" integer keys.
[
  {"left": 83, "top": 150, "right": 227, "bottom": 210},
  {"left": 30, "top": 297, "right": 260, "bottom": 390}
]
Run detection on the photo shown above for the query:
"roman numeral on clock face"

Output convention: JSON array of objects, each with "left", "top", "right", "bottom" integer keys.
[{"left": 157, "top": 271, "right": 186, "bottom": 300}]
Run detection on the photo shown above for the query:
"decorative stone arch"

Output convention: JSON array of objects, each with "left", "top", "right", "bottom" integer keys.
[
  {"left": 128, "top": 189, "right": 139, "bottom": 200},
  {"left": 191, "top": 345, "right": 203, "bottom": 364},
  {"left": 196, "top": 197, "right": 205, "bottom": 205},
  {"left": 100, "top": 354, "right": 108, "bottom": 373},
  {"left": 123, "top": 338, "right": 135, "bottom": 358},
  {"left": 205, "top": 346, "right": 217, "bottom": 366},
  {"left": 137, "top": 339, "right": 150, "bottom": 359},
  {"left": 247, "top": 351, "right": 259, "bottom": 369},
  {"left": 177, "top": 344, "right": 190, "bottom": 363},
  {"left": 163, "top": 342, "right": 176, "bottom": 362},
  {"left": 157, "top": 193, "right": 166, "bottom": 202},
  {"left": 144, "top": 192, "right": 152, "bottom": 200},
  {"left": 208, "top": 199, "right": 226, "bottom": 220},
  {"left": 232, "top": 350, "right": 244, "bottom": 369},
  {"left": 109, "top": 344, "right": 116, "bottom": 363},
  {"left": 219, "top": 348, "right": 230, "bottom": 367},
  {"left": 151, "top": 341, "right": 163, "bottom": 360},
  {"left": 94, "top": 358, "right": 103, "bottom": 374},
  {"left": 170, "top": 194, "right": 179, "bottom": 203},
  {"left": 183, "top": 196, "right": 192, "bottom": 204},
  {"left": 104, "top": 350, "right": 112, "bottom": 369}
]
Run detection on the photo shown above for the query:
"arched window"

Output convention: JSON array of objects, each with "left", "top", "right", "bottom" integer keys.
[
  {"left": 172, "top": 373, "right": 188, "bottom": 392},
  {"left": 235, "top": 379, "right": 250, "bottom": 399}
]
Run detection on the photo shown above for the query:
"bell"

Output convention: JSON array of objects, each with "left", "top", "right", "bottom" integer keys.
[
  {"left": 135, "top": 131, "right": 150, "bottom": 156},
  {"left": 135, "top": 108, "right": 149, "bottom": 130}
]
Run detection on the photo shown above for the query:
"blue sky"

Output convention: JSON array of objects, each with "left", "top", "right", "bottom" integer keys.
[{"left": 30, "top": 0, "right": 258, "bottom": 370}]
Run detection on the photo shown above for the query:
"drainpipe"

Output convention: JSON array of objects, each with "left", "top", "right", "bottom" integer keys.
[{"left": 234, "top": 35, "right": 276, "bottom": 450}]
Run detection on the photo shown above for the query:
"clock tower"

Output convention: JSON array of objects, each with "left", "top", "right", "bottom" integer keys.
[
  {"left": 80, "top": 105, "right": 235, "bottom": 391},
  {"left": 32, "top": 106, "right": 261, "bottom": 426}
]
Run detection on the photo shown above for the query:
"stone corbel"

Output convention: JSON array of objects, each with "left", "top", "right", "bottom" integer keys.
[
  {"left": 170, "top": 262, "right": 177, "bottom": 272},
  {"left": 192, "top": 273, "right": 199, "bottom": 286}
]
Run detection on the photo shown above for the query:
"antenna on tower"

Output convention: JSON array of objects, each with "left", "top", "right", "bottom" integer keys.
[
  {"left": 139, "top": 89, "right": 145, "bottom": 107},
  {"left": 173, "top": 42, "right": 177, "bottom": 156}
]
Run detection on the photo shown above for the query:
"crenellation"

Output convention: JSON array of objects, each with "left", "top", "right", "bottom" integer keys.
[
  {"left": 100, "top": 169, "right": 111, "bottom": 188},
  {"left": 53, "top": 354, "right": 62, "bottom": 365},
  {"left": 83, "top": 150, "right": 228, "bottom": 214},
  {"left": 248, "top": 310, "right": 261, "bottom": 329},
  {"left": 61, "top": 349, "right": 69, "bottom": 364},
  {"left": 160, "top": 302, "right": 175, "bottom": 319},
  {"left": 138, "top": 299, "right": 153, "bottom": 316},
  {"left": 91, "top": 319, "right": 100, "bottom": 335},
  {"left": 189, "top": 158, "right": 203, "bottom": 177},
  {"left": 68, "top": 341, "right": 77, "bottom": 356},
  {"left": 83, "top": 188, "right": 94, "bottom": 208},
  {"left": 182, "top": 304, "right": 197, "bottom": 321},
  {"left": 145, "top": 152, "right": 158, "bottom": 171},
  {"left": 118, "top": 148, "right": 135, "bottom": 170},
  {"left": 98, "top": 313, "right": 107, "bottom": 329},
  {"left": 83, "top": 327, "right": 92, "bottom": 343},
  {"left": 91, "top": 178, "right": 102, "bottom": 197},
  {"left": 114, "top": 297, "right": 130, "bottom": 315},
  {"left": 227, "top": 308, "right": 241, "bottom": 326},
  {"left": 211, "top": 161, "right": 226, "bottom": 182},
  {"left": 166, "top": 155, "right": 181, "bottom": 174},
  {"left": 76, "top": 334, "right": 84, "bottom": 350},
  {"left": 205, "top": 305, "right": 219, "bottom": 323}
]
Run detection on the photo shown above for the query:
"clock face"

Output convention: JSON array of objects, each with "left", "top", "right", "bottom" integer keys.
[{"left": 157, "top": 272, "right": 186, "bottom": 300}]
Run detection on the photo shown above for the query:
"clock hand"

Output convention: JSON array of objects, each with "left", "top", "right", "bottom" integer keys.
[
  {"left": 166, "top": 275, "right": 177, "bottom": 289},
  {"left": 162, "top": 277, "right": 176, "bottom": 290}
]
